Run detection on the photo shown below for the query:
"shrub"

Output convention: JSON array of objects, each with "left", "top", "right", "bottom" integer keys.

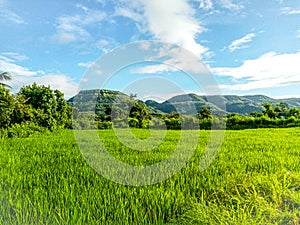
[
  {"left": 96, "top": 121, "right": 113, "bottom": 129},
  {"left": 7, "top": 122, "right": 48, "bottom": 138}
]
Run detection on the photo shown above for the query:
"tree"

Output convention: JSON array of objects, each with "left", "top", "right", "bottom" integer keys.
[
  {"left": 250, "top": 111, "right": 263, "bottom": 117},
  {"left": 11, "top": 94, "right": 34, "bottom": 125},
  {"left": 0, "top": 71, "right": 12, "bottom": 88},
  {"left": 17, "top": 83, "right": 72, "bottom": 130},
  {"left": 274, "top": 102, "right": 289, "bottom": 118},
  {"left": 0, "top": 86, "right": 15, "bottom": 128},
  {"left": 287, "top": 107, "right": 300, "bottom": 119},
  {"left": 163, "top": 113, "right": 181, "bottom": 130},
  {"left": 129, "top": 93, "right": 137, "bottom": 100},
  {"left": 198, "top": 106, "right": 212, "bottom": 119},
  {"left": 262, "top": 102, "right": 276, "bottom": 119},
  {"left": 54, "top": 90, "right": 72, "bottom": 128},
  {"left": 129, "top": 100, "right": 149, "bottom": 128}
]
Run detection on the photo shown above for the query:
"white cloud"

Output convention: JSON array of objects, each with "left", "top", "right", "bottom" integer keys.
[
  {"left": 115, "top": 6, "right": 143, "bottom": 23},
  {"left": 78, "top": 61, "right": 94, "bottom": 68},
  {"left": 297, "top": 30, "right": 300, "bottom": 38},
  {"left": 76, "top": 3, "right": 89, "bottom": 12},
  {"left": 196, "top": 0, "right": 243, "bottom": 11},
  {"left": 0, "top": 54, "right": 78, "bottom": 98},
  {"left": 0, "top": 0, "right": 26, "bottom": 25},
  {"left": 132, "top": 44, "right": 209, "bottom": 74},
  {"left": 133, "top": 64, "right": 175, "bottom": 74},
  {"left": 0, "top": 55, "right": 35, "bottom": 76},
  {"left": 213, "top": 51, "right": 300, "bottom": 91},
  {"left": 227, "top": 33, "right": 256, "bottom": 52},
  {"left": 0, "top": 9, "right": 26, "bottom": 24},
  {"left": 23, "top": 75, "right": 79, "bottom": 98},
  {"left": 1, "top": 52, "right": 28, "bottom": 61},
  {"left": 10, "top": 74, "right": 79, "bottom": 99},
  {"left": 145, "top": 0, "right": 207, "bottom": 56},
  {"left": 115, "top": 0, "right": 208, "bottom": 57},
  {"left": 281, "top": 7, "right": 300, "bottom": 15},
  {"left": 95, "top": 39, "right": 118, "bottom": 53},
  {"left": 218, "top": 0, "right": 243, "bottom": 11},
  {"left": 198, "top": 0, "right": 213, "bottom": 10},
  {"left": 52, "top": 8, "right": 106, "bottom": 44}
]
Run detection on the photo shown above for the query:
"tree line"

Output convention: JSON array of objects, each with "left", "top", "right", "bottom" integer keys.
[
  {"left": 1, "top": 71, "right": 300, "bottom": 138},
  {"left": 74, "top": 98, "right": 300, "bottom": 131}
]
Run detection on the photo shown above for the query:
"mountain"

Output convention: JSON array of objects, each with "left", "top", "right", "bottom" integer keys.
[
  {"left": 146, "top": 94, "right": 225, "bottom": 115},
  {"left": 146, "top": 94, "right": 265, "bottom": 115},
  {"left": 146, "top": 94, "right": 300, "bottom": 115},
  {"left": 68, "top": 89, "right": 129, "bottom": 112},
  {"left": 68, "top": 89, "right": 300, "bottom": 115},
  {"left": 277, "top": 98, "right": 300, "bottom": 108}
]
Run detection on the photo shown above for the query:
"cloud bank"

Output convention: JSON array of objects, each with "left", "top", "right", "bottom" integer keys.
[
  {"left": 0, "top": 54, "right": 78, "bottom": 98},
  {"left": 213, "top": 51, "right": 300, "bottom": 90}
]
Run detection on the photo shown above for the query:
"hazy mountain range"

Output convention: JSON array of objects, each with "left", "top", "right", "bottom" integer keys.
[{"left": 68, "top": 89, "right": 300, "bottom": 115}]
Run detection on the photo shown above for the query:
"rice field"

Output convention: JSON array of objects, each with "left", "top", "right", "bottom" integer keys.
[{"left": 0, "top": 128, "right": 300, "bottom": 224}]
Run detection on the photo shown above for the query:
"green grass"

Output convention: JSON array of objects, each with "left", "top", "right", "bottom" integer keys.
[{"left": 0, "top": 128, "right": 300, "bottom": 224}]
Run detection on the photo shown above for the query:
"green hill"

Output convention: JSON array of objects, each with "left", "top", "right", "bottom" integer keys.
[{"left": 68, "top": 89, "right": 300, "bottom": 116}]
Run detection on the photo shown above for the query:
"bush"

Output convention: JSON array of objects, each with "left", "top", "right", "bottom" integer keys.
[
  {"left": 7, "top": 122, "right": 48, "bottom": 138},
  {"left": 200, "top": 118, "right": 212, "bottom": 130},
  {"left": 149, "top": 117, "right": 166, "bottom": 129},
  {"left": 164, "top": 117, "right": 181, "bottom": 130},
  {"left": 112, "top": 118, "right": 128, "bottom": 128},
  {"left": 128, "top": 117, "right": 139, "bottom": 128},
  {"left": 0, "top": 128, "right": 8, "bottom": 139},
  {"left": 96, "top": 121, "right": 112, "bottom": 129}
]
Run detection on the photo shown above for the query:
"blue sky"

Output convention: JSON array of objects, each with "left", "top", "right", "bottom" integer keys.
[{"left": 0, "top": 0, "right": 300, "bottom": 99}]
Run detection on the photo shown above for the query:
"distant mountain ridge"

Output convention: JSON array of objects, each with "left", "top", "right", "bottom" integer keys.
[
  {"left": 68, "top": 89, "right": 300, "bottom": 115},
  {"left": 146, "top": 93, "right": 300, "bottom": 115}
]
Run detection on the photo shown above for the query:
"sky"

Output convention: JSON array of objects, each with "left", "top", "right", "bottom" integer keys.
[{"left": 0, "top": 0, "right": 300, "bottom": 100}]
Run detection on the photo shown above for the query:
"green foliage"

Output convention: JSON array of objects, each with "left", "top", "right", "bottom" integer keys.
[
  {"left": 2, "top": 84, "right": 300, "bottom": 135},
  {"left": 200, "top": 117, "right": 213, "bottom": 130},
  {"left": 11, "top": 94, "right": 35, "bottom": 124},
  {"left": 149, "top": 116, "right": 166, "bottom": 129},
  {"left": 129, "top": 100, "right": 149, "bottom": 128},
  {"left": 72, "top": 112, "right": 96, "bottom": 130},
  {"left": 0, "top": 83, "right": 72, "bottom": 135},
  {"left": 0, "top": 71, "right": 12, "bottom": 88},
  {"left": 0, "top": 86, "right": 14, "bottom": 128},
  {"left": 163, "top": 113, "right": 181, "bottom": 130},
  {"left": 288, "top": 107, "right": 300, "bottom": 119},
  {"left": 198, "top": 105, "right": 212, "bottom": 119},
  {"left": 0, "top": 129, "right": 300, "bottom": 224},
  {"left": 96, "top": 121, "right": 112, "bottom": 129},
  {"left": 7, "top": 122, "right": 49, "bottom": 138},
  {"left": 54, "top": 89, "right": 72, "bottom": 128},
  {"left": 262, "top": 102, "right": 276, "bottom": 119},
  {"left": 18, "top": 83, "right": 71, "bottom": 130}
]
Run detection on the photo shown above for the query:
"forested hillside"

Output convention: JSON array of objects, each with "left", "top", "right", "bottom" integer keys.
[{"left": 69, "top": 89, "right": 300, "bottom": 115}]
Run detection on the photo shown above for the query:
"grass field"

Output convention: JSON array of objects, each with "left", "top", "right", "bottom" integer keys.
[{"left": 0, "top": 128, "right": 300, "bottom": 224}]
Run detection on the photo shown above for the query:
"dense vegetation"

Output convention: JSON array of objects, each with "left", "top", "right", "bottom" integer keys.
[
  {"left": 1, "top": 83, "right": 300, "bottom": 138},
  {"left": 0, "top": 83, "right": 72, "bottom": 138},
  {"left": 71, "top": 90, "right": 300, "bottom": 130},
  {"left": 0, "top": 128, "right": 299, "bottom": 224}
]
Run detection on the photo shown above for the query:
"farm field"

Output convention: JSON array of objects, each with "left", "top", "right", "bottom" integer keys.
[{"left": 0, "top": 128, "right": 300, "bottom": 224}]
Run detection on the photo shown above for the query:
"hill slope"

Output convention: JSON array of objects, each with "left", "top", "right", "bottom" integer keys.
[{"left": 68, "top": 90, "right": 300, "bottom": 115}]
